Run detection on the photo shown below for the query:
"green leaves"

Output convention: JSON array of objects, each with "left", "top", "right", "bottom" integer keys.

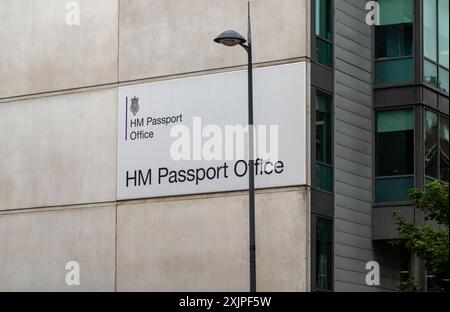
[
  {"left": 392, "top": 182, "right": 449, "bottom": 291},
  {"left": 409, "top": 182, "right": 448, "bottom": 226}
]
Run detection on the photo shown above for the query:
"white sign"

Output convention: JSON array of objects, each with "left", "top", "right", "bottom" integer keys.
[{"left": 117, "top": 62, "right": 308, "bottom": 200}]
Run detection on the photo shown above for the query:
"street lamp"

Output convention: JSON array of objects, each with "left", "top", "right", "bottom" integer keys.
[
  {"left": 213, "top": 30, "right": 247, "bottom": 46},
  {"left": 213, "top": 2, "right": 256, "bottom": 293}
]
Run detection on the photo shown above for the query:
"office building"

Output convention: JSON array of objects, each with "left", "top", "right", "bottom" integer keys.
[{"left": 0, "top": 0, "right": 448, "bottom": 291}]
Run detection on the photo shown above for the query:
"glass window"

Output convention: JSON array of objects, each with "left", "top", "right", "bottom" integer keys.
[
  {"left": 438, "top": 67, "right": 449, "bottom": 93},
  {"left": 440, "top": 116, "right": 449, "bottom": 182},
  {"left": 375, "top": 23, "right": 413, "bottom": 59},
  {"left": 316, "top": 38, "right": 333, "bottom": 68},
  {"left": 376, "top": 109, "right": 414, "bottom": 203},
  {"left": 315, "top": 92, "right": 333, "bottom": 192},
  {"left": 316, "top": 217, "right": 332, "bottom": 291},
  {"left": 424, "top": 0, "right": 438, "bottom": 61},
  {"left": 438, "top": 0, "right": 449, "bottom": 68},
  {"left": 376, "top": 177, "right": 414, "bottom": 202},
  {"left": 316, "top": 164, "right": 333, "bottom": 192},
  {"left": 425, "top": 111, "right": 439, "bottom": 178},
  {"left": 423, "top": 113, "right": 449, "bottom": 185},
  {"left": 378, "top": 0, "right": 414, "bottom": 25},
  {"left": 316, "top": 93, "right": 332, "bottom": 164},
  {"left": 376, "top": 109, "right": 414, "bottom": 176},
  {"left": 423, "top": 0, "right": 449, "bottom": 93},
  {"left": 376, "top": 108, "right": 414, "bottom": 133},
  {"left": 316, "top": 0, "right": 332, "bottom": 40},
  {"left": 424, "top": 60, "right": 438, "bottom": 87},
  {"left": 375, "top": 0, "right": 413, "bottom": 85},
  {"left": 376, "top": 58, "right": 414, "bottom": 84},
  {"left": 315, "top": 0, "right": 333, "bottom": 67}
]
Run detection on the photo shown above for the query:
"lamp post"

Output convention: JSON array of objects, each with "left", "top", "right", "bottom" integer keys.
[{"left": 213, "top": 3, "right": 256, "bottom": 293}]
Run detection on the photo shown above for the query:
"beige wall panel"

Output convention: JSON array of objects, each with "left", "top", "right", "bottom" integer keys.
[
  {"left": 116, "top": 193, "right": 249, "bottom": 292},
  {"left": 117, "top": 188, "right": 309, "bottom": 291},
  {"left": 0, "top": 88, "right": 117, "bottom": 210},
  {"left": 256, "top": 188, "right": 309, "bottom": 291},
  {"left": 0, "top": 205, "right": 116, "bottom": 292},
  {"left": 119, "top": 0, "right": 310, "bottom": 81},
  {"left": 0, "top": 0, "right": 118, "bottom": 98}
]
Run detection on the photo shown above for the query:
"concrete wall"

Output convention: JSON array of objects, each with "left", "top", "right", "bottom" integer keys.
[
  {"left": 119, "top": 0, "right": 310, "bottom": 81},
  {"left": 0, "top": 0, "right": 311, "bottom": 99},
  {"left": 333, "top": 0, "right": 401, "bottom": 291},
  {"left": 0, "top": 205, "right": 116, "bottom": 292},
  {"left": 0, "top": 0, "right": 118, "bottom": 99},
  {"left": 0, "top": 0, "right": 311, "bottom": 291},
  {"left": 117, "top": 188, "right": 309, "bottom": 292},
  {"left": 0, "top": 188, "right": 309, "bottom": 291},
  {"left": 0, "top": 88, "right": 117, "bottom": 210}
]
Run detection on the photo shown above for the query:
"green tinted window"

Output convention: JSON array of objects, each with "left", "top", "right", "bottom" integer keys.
[
  {"left": 376, "top": 177, "right": 414, "bottom": 202},
  {"left": 440, "top": 116, "right": 449, "bottom": 182},
  {"left": 316, "top": 0, "right": 332, "bottom": 40},
  {"left": 378, "top": 0, "right": 413, "bottom": 25},
  {"left": 376, "top": 109, "right": 414, "bottom": 203},
  {"left": 424, "top": 60, "right": 438, "bottom": 87},
  {"left": 376, "top": 58, "right": 414, "bottom": 84},
  {"left": 316, "top": 38, "right": 333, "bottom": 68},
  {"left": 316, "top": 93, "right": 332, "bottom": 164},
  {"left": 375, "top": 23, "right": 413, "bottom": 58},
  {"left": 316, "top": 218, "right": 332, "bottom": 291},
  {"left": 439, "top": 0, "right": 449, "bottom": 68},
  {"left": 316, "top": 164, "right": 333, "bottom": 192},
  {"left": 439, "top": 67, "right": 449, "bottom": 93},
  {"left": 424, "top": 0, "right": 438, "bottom": 61},
  {"left": 376, "top": 108, "right": 414, "bottom": 133},
  {"left": 315, "top": 0, "right": 333, "bottom": 67},
  {"left": 423, "top": 0, "right": 449, "bottom": 93},
  {"left": 315, "top": 91, "right": 333, "bottom": 192},
  {"left": 425, "top": 110, "right": 439, "bottom": 178},
  {"left": 423, "top": 113, "right": 449, "bottom": 184},
  {"left": 375, "top": 0, "right": 413, "bottom": 85}
]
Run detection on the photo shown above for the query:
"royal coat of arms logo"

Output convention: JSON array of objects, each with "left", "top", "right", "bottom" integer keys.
[{"left": 130, "top": 96, "right": 139, "bottom": 116}]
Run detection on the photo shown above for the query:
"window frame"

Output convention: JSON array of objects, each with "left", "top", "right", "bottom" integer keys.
[
  {"left": 424, "top": 109, "right": 439, "bottom": 179},
  {"left": 313, "top": 0, "right": 334, "bottom": 69},
  {"left": 423, "top": 0, "right": 438, "bottom": 62},
  {"left": 311, "top": 214, "right": 334, "bottom": 292},
  {"left": 438, "top": 115, "right": 449, "bottom": 183},
  {"left": 424, "top": 108, "right": 450, "bottom": 184},
  {"left": 374, "top": 0, "right": 416, "bottom": 86},
  {"left": 374, "top": 106, "right": 416, "bottom": 205},
  {"left": 422, "top": 0, "right": 449, "bottom": 94},
  {"left": 313, "top": 88, "right": 334, "bottom": 194},
  {"left": 372, "top": 0, "right": 417, "bottom": 89}
]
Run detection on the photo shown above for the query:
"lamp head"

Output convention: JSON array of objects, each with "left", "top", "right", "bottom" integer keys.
[{"left": 213, "top": 30, "right": 246, "bottom": 47}]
